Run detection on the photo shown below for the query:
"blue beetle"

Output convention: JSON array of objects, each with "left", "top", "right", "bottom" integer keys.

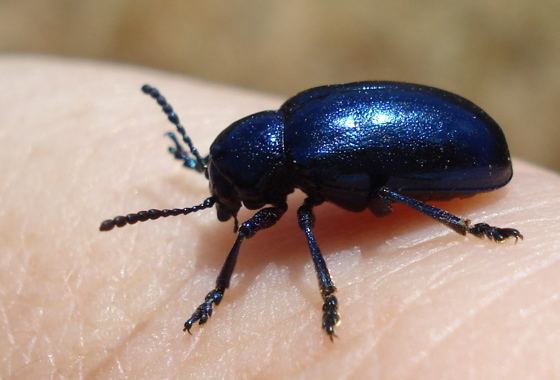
[{"left": 100, "top": 82, "right": 522, "bottom": 339}]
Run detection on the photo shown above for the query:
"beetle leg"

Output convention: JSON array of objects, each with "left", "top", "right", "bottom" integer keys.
[
  {"left": 378, "top": 187, "right": 523, "bottom": 242},
  {"left": 297, "top": 197, "right": 340, "bottom": 341},
  {"left": 184, "top": 204, "right": 287, "bottom": 334},
  {"left": 165, "top": 131, "right": 209, "bottom": 172}
]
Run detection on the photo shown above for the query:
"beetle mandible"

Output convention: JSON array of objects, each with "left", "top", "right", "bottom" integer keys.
[{"left": 100, "top": 81, "right": 522, "bottom": 340}]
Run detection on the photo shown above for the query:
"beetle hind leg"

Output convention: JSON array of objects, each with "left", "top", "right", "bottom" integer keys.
[
  {"left": 378, "top": 187, "right": 522, "bottom": 243},
  {"left": 467, "top": 222, "right": 523, "bottom": 242}
]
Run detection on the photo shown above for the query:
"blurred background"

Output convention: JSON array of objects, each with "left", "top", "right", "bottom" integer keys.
[{"left": 1, "top": 0, "right": 559, "bottom": 171}]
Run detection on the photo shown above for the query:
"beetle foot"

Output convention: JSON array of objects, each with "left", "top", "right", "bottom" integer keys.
[
  {"left": 165, "top": 131, "right": 199, "bottom": 170},
  {"left": 322, "top": 294, "right": 341, "bottom": 341},
  {"left": 468, "top": 223, "right": 523, "bottom": 242},
  {"left": 183, "top": 288, "right": 224, "bottom": 334}
]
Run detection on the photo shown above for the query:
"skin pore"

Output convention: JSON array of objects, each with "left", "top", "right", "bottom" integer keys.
[{"left": 1, "top": 56, "right": 560, "bottom": 379}]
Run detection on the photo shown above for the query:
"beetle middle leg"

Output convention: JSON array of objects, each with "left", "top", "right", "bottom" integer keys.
[
  {"left": 184, "top": 204, "right": 287, "bottom": 333},
  {"left": 378, "top": 187, "right": 523, "bottom": 242},
  {"left": 297, "top": 197, "right": 341, "bottom": 340}
]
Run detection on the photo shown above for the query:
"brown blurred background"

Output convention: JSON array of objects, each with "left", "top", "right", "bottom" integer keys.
[{"left": 1, "top": 1, "right": 559, "bottom": 171}]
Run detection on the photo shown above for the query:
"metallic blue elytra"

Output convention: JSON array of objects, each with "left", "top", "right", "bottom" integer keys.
[
  {"left": 101, "top": 82, "right": 521, "bottom": 340},
  {"left": 208, "top": 81, "right": 512, "bottom": 217}
]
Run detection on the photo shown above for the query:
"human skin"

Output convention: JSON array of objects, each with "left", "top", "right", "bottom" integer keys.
[{"left": 1, "top": 56, "right": 560, "bottom": 379}]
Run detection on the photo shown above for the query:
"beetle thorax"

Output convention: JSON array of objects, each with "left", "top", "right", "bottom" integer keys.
[{"left": 207, "top": 110, "right": 293, "bottom": 222}]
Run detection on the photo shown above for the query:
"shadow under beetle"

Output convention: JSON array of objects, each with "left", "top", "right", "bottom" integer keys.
[{"left": 100, "top": 82, "right": 522, "bottom": 340}]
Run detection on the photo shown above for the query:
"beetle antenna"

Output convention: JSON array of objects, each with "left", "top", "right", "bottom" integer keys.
[
  {"left": 141, "top": 84, "right": 207, "bottom": 172},
  {"left": 99, "top": 197, "right": 216, "bottom": 231}
]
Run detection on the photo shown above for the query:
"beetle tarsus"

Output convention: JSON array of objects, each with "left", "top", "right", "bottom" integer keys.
[
  {"left": 322, "top": 293, "right": 340, "bottom": 341},
  {"left": 165, "top": 131, "right": 199, "bottom": 169},
  {"left": 468, "top": 223, "right": 523, "bottom": 242},
  {"left": 184, "top": 288, "right": 224, "bottom": 333}
]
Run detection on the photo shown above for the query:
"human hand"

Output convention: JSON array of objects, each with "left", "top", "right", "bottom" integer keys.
[{"left": 1, "top": 56, "right": 559, "bottom": 379}]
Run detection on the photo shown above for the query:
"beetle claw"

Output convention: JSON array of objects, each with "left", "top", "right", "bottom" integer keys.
[{"left": 469, "top": 223, "right": 524, "bottom": 243}]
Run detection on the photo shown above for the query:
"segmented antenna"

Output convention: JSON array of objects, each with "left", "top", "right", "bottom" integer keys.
[
  {"left": 99, "top": 197, "right": 216, "bottom": 231},
  {"left": 141, "top": 84, "right": 207, "bottom": 172}
]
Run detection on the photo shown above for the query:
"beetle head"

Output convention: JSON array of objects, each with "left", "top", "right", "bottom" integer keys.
[{"left": 207, "top": 111, "right": 291, "bottom": 222}]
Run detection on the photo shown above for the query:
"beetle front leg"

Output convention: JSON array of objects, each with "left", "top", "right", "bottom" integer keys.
[
  {"left": 297, "top": 197, "right": 340, "bottom": 340},
  {"left": 378, "top": 187, "right": 523, "bottom": 242},
  {"left": 165, "top": 131, "right": 209, "bottom": 173},
  {"left": 184, "top": 205, "right": 286, "bottom": 333}
]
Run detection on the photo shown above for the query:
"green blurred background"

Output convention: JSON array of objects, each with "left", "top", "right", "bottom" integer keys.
[{"left": 1, "top": 1, "right": 559, "bottom": 171}]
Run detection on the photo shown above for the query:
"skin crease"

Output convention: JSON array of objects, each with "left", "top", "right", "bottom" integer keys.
[{"left": 1, "top": 56, "right": 560, "bottom": 379}]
